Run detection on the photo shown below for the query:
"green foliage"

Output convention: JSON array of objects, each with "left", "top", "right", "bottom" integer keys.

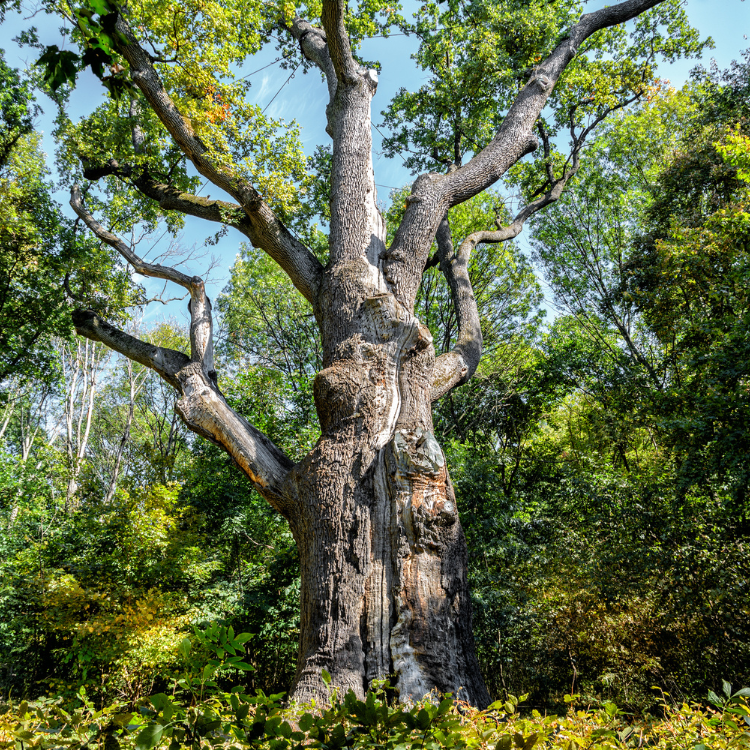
[
  {"left": 444, "top": 57, "right": 750, "bottom": 711},
  {"left": 0, "top": 49, "right": 144, "bottom": 386},
  {"left": 0, "top": 51, "right": 35, "bottom": 167},
  {"left": 2, "top": 0, "right": 748, "bottom": 723},
  {"left": 381, "top": 0, "right": 708, "bottom": 176},
  {"left": 621, "top": 58, "right": 750, "bottom": 499},
  {"left": 1, "top": 681, "right": 749, "bottom": 749},
  {"left": 32, "top": 0, "right": 404, "bottom": 245}
]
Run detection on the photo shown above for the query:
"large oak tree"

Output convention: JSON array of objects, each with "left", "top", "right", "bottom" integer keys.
[{"left": 46, "top": 0, "right": 703, "bottom": 706}]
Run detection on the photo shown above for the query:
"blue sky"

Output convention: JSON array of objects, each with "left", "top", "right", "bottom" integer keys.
[{"left": 1, "top": 0, "right": 749, "bottom": 326}]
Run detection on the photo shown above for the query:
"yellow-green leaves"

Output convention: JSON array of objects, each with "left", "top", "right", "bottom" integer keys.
[{"left": 717, "top": 125, "right": 750, "bottom": 183}]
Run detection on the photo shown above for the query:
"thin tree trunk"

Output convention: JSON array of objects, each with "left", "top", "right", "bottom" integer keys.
[
  {"left": 62, "top": 339, "right": 108, "bottom": 505},
  {"left": 104, "top": 359, "right": 141, "bottom": 503}
]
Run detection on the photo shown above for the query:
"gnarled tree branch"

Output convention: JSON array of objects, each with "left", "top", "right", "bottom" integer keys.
[
  {"left": 71, "top": 309, "right": 189, "bottom": 390},
  {"left": 430, "top": 147, "right": 582, "bottom": 401},
  {"left": 71, "top": 184, "right": 197, "bottom": 291},
  {"left": 287, "top": 17, "right": 337, "bottom": 101},
  {"left": 460, "top": 152, "right": 581, "bottom": 256},
  {"left": 385, "top": 0, "right": 666, "bottom": 309},
  {"left": 70, "top": 188, "right": 295, "bottom": 509},
  {"left": 111, "top": 12, "right": 323, "bottom": 305},
  {"left": 431, "top": 213, "right": 482, "bottom": 401},
  {"left": 73, "top": 310, "right": 295, "bottom": 507}
]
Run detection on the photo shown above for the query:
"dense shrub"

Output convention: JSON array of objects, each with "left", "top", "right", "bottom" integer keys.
[{"left": 1, "top": 677, "right": 748, "bottom": 750}]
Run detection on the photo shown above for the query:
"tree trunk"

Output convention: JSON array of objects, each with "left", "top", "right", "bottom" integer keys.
[{"left": 283, "top": 258, "right": 490, "bottom": 707}]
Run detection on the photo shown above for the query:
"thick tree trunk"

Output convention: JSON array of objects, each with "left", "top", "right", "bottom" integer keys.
[{"left": 283, "top": 257, "right": 490, "bottom": 707}]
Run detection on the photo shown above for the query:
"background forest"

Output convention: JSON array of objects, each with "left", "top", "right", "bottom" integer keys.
[{"left": 1, "top": 3, "right": 750, "bottom": 723}]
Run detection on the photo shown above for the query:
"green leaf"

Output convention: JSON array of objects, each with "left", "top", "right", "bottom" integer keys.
[
  {"left": 321, "top": 669, "right": 331, "bottom": 685},
  {"left": 135, "top": 723, "right": 164, "bottom": 750},
  {"left": 88, "top": 0, "right": 114, "bottom": 15},
  {"left": 437, "top": 698, "right": 453, "bottom": 716},
  {"left": 177, "top": 637, "right": 192, "bottom": 659},
  {"left": 35, "top": 46, "right": 81, "bottom": 90},
  {"left": 723, "top": 680, "right": 733, "bottom": 699}
]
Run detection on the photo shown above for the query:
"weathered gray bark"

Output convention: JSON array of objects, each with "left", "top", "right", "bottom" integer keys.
[{"left": 70, "top": 0, "right": 667, "bottom": 708}]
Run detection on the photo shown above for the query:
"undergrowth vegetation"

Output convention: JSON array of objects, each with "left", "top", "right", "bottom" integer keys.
[
  {"left": 2, "top": 671, "right": 749, "bottom": 750},
  {"left": 2, "top": 622, "right": 749, "bottom": 748}
]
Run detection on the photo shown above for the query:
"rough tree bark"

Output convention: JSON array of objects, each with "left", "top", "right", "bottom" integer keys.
[{"left": 70, "top": 0, "right": 667, "bottom": 707}]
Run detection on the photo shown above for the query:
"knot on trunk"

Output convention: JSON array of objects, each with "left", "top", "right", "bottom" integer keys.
[{"left": 392, "top": 429, "right": 445, "bottom": 477}]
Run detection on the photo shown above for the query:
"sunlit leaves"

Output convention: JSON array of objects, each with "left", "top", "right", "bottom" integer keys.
[
  {"left": 0, "top": 106, "right": 136, "bottom": 383},
  {"left": 380, "top": 0, "right": 708, "bottom": 179},
  {"left": 716, "top": 125, "right": 750, "bottom": 182}
]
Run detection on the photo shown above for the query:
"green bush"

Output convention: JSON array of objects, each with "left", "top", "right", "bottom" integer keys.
[{"left": 1, "top": 677, "right": 749, "bottom": 750}]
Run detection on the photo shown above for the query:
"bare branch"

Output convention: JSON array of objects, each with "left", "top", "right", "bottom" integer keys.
[
  {"left": 70, "top": 187, "right": 296, "bottom": 506},
  {"left": 459, "top": 151, "right": 581, "bottom": 256},
  {"left": 79, "top": 153, "right": 322, "bottom": 305},
  {"left": 537, "top": 120, "right": 555, "bottom": 187},
  {"left": 72, "top": 309, "right": 189, "bottom": 390},
  {"left": 430, "top": 147, "right": 583, "bottom": 400},
  {"left": 71, "top": 184, "right": 196, "bottom": 291},
  {"left": 431, "top": 214, "right": 482, "bottom": 401},
  {"left": 72, "top": 311, "right": 295, "bottom": 507},
  {"left": 71, "top": 184, "right": 220, "bottom": 376}
]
